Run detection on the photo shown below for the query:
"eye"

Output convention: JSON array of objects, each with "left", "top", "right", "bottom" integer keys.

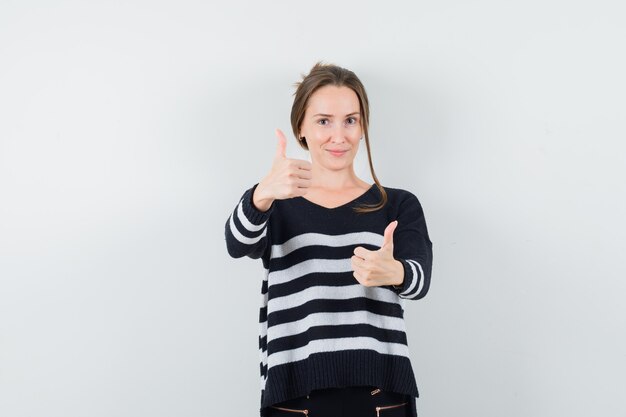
[
  {"left": 346, "top": 117, "right": 358, "bottom": 125},
  {"left": 317, "top": 118, "right": 329, "bottom": 126}
]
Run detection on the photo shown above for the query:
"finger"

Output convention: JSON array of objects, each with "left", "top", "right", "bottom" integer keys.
[
  {"left": 382, "top": 220, "right": 398, "bottom": 249},
  {"left": 294, "top": 164, "right": 313, "bottom": 179},
  {"left": 291, "top": 177, "right": 312, "bottom": 189},
  {"left": 274, "top": 128, "right": 287, "bottom": 159},
  {"left": 292, "top": 159, "right": 313, "bottom": 172},
  {"left": 351, "top": 255, "right": 365, "bottom": 269},
  {"left": 353, "top": 246, "right": 371, "bottom": 260}
]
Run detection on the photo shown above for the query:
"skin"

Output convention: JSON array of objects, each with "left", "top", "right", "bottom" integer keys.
[
  {"left": 297, "top": 85, "right": 368, "bottom": 192},
  {"left": 254, "top": 85, "right": 404, "bottom": 288}
]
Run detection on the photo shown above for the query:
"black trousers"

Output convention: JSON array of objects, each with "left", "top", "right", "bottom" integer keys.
[{"left": 266, "top": 385, "right": 412, "bottom": 417}]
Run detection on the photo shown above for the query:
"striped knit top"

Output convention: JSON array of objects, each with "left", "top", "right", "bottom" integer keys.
[{"left": 224, "top": 182, "right": 433, "bottom": 417}]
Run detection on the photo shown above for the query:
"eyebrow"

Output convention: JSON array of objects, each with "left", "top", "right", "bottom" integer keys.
[{"left": 313, "top": 112, "right": 360, "bottom": 118}]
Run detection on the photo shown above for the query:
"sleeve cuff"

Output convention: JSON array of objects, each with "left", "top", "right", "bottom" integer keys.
[
  {"left": 391, "top": 259, "right": 415, "bottom": 296},
  {"left": 241, "top": 183, "right": 275, "bottom": 224}
]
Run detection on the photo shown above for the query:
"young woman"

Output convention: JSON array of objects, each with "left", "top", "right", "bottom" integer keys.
[{"left": 225, "top": 62, "right": 433, "bottom": 417}]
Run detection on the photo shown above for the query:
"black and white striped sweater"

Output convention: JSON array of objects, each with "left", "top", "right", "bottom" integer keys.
[{"left": 224, "top": 182, "right": 433, "bottom": 417}]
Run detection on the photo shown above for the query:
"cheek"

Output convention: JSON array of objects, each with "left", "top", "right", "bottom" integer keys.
[{"left": 349, "top": 130, "right": 362, "bottom": 142}]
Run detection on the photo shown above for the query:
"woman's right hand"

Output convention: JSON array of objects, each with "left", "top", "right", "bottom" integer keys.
[{"left": 253, "top": 128, "right": 312, "bottom": 211}]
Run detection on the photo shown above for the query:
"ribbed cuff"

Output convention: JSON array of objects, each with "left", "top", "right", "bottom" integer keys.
[
  {"left": 391, "top": 259, "right": 415, "bottom": 296},
  {"left": 242, "top": 183, "right": 275, "bottom": 224}
]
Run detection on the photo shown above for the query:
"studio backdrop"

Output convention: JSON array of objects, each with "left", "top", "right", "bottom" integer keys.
[{"left": 0, "top": 1, "right": 624, "bottom": 417}]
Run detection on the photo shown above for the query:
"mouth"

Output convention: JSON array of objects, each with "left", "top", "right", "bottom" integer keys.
[{"left": 327, "top": 149, "right": 348, "bottom": 157}]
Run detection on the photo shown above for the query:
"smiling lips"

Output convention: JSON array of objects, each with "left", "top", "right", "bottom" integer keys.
[{"left": 327, "top": 149, "right": 348, "bottom": 156}]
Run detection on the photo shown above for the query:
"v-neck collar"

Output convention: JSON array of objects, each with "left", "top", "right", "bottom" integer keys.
[{"left": 295, "top": 183, "right": 376, "bottom": 211}]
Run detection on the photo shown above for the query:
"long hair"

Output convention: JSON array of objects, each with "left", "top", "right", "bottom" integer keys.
[{"left": 290, "top": 61, "right": 388, "bottom": 214}]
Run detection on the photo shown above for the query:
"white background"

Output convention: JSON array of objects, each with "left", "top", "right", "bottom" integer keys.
[{"left": 1, "top": 1, "right": 625, "bottom": 416}]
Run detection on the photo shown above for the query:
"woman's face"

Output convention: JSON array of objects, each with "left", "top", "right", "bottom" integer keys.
[{"left": 299, "top": 85, "right": 363, "bottom": 171}]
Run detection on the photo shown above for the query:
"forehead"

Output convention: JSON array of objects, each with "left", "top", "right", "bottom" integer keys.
[{"left": 306, "top": 85, "right": 360, "bottom": 114}]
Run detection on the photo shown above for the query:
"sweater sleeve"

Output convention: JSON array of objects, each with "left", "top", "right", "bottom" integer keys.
[
  {"left": 224, "top": 182, "right": 275, "bottom": 260},
  {"left": 390, "top": 192, "right": 433, "bottom": 300}
]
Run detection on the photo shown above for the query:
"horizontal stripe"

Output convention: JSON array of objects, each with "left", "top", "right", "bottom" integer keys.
[
  {"left": 269, "top": 269, "right": 359, "bottom": 298},
  {"left": 268, "top": 296, "right": 403, "bottom": 327},
  {"left": 267, "top": 336, "right": 410, "bottom": 368},
  {"left": 268, "top": 323, "right": 408, "bottom": 353},
  {"left": 267, "top": 310, "right": 406, "bottom": 340},
  {"left": 259, "top": 307, "right": 407, "bottom": 366},
  {"left": 268, "top": 258, "right": 352, "bottom": 287},
  {"left": 271, "top": 231, "right": 383, "bottom": 259},
  {"left": 270, "top": 243, "right": 373, "bottom": 272},
  {"left": 268, "top": 283, "right": 400, "bottom": 314}
]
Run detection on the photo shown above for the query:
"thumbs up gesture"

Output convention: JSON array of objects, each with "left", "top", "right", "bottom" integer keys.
[
  {"left": 351, "top": 220, "right": 405, "bottom": 288},
  {"left": 253, "top": 129, "right": 313, "bottom": 209}
]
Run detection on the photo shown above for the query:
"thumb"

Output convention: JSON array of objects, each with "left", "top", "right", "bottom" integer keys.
[
  {"left": 382, "top": 220, "right": 398, "bottom": 251},
  {"left": 274, "top": 128, "right": 287, "bottom": 160}
]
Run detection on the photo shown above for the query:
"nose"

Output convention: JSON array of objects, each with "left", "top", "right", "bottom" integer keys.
[{"left": 329, "top": 124, "right": 348, "bottom": 142}]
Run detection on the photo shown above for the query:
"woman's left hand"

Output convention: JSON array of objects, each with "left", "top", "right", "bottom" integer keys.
[{"left": 351, "top": 220, "right": 404, "bottom": 287}]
